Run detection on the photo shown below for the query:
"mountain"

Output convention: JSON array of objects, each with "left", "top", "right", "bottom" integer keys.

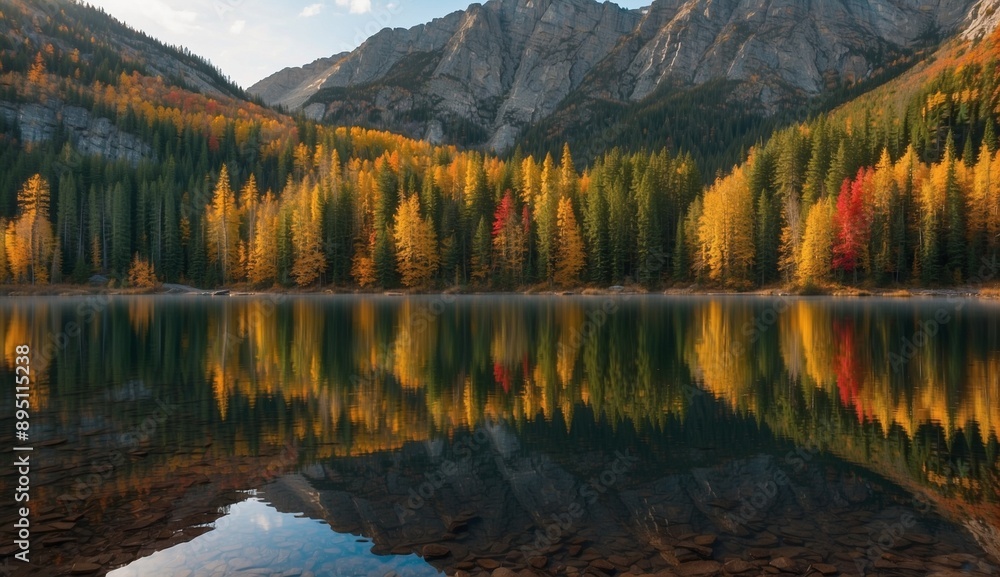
[
  {"left": 0, "top": 0, "right": 253, "bottom": 166},
  {"left": 247, "top": 52, "right": 347, "bottom": 110},
  {"left": 251, "top": 0, "right": 987, "bottom": 158}
]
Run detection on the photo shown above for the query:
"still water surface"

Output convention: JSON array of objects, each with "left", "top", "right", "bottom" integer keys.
[{"left": 0, "top": 295, "right": 998, "bottom": 576}]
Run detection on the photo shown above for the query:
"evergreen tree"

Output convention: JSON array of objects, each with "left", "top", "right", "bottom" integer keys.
[{"left": 470, "top": 216, "right": 491, "bottom": 284}]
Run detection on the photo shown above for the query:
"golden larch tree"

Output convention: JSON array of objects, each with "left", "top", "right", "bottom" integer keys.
[
  {"left": 128, "top": 253, "right": 160, "bottom": 288},
  {"left": 207, "top": 165, "right": 241, "bottom": 283},
  {"left": 248, "top": 191, "right": 278, "bottom": 285},
  {"left": 698, "top": 166, "right": 755, "bottom": 284},
  {"left": 554, "top": 196, "right": 585, "bottom": 286},
  {"left": 797, "top": 196, "right": 835, "bottom": 284},
  {"left": 6, "top": 174, "right": 54, "bottom": 284},
  {"left": 291, "top": 183, "right": 327, "bottom": 287},
  {"left": 393, "top": 194, "right": 439, "bottom": 288}
]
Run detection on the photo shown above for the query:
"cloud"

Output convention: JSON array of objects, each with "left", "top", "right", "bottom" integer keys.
[
  {"left": 335, "top": 0, "right": 372, "bottom": 14},
  {"left": 142, "top": 0, "right": 200, "bottom": 34},
  {"left": 229, "top": 19, "right": 246, "bottom": 34},
  {"left": 299, "top": 3, "right": 323, "bottom": 17},
  {"left": 92, "top": 0, "right": 200, "bottom": 35}
]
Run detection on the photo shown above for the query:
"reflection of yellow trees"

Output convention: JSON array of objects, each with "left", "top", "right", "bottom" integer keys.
[
  {"left": 0, "top": 305, "right": 53, "bottom": 408},
  {"left": 197, "top": 299, "right": 1000, "bottom": 452},
  {"left": 16, "top": 296, "right": 999, "bottom": 459},
  {"left": 128, "top": 298, "right": 154, "bottom": 336},
  {"left": 555, "top": 304, "right": 583, "bottom": 387},
  {"left": 392, "top": 300, "right": 436, "bottom": 390},
  {"left": 780, "top": 302, "right": 836, "bottom": 390},
  {"left": 690, "top": 301, "right": 757, "bottom": 413}
]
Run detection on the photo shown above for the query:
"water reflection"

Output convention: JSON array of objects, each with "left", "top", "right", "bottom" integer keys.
[
  {"left": 0, "top": 295, "right": 997, "bottom": 574},
  {"left": 107, "top": 495, "right": 438, "bottom": 577}
]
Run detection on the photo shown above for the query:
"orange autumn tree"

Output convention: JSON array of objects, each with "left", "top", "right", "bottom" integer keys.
[
  {"left": 128, "top": 253, "right": 159, "bottom": 288},
  {"left": 5, "top": 174, "right": 55, "bottom": 284},
  {"left": 393, "top": 194, "right": 439, "bottom": 288}
]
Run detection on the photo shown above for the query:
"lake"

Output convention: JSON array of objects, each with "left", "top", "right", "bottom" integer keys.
[{"left": 0, "top": 295, "right": 997, "bottom": 576}]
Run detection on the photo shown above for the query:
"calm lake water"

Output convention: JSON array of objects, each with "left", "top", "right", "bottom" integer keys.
[{"left": 0, "top": 295, "right": 998, "bottom": 576}]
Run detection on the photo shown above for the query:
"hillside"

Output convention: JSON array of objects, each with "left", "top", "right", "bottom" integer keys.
[
  {"left": 251, "top": 0, "right": 983, "bottom": 171},
  {"left": 671, "top": 17, "right": 1000, "bottom": 289}
]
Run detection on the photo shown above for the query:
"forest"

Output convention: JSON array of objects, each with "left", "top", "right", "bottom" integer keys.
[{"left": 2, "top": 1, "right": 1000, "bottom": 291}]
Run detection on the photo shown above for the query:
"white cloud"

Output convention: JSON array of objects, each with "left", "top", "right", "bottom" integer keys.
[
  {"left": 140, "top": 0, "right": 200, "bottom": 35},
  {"left": 229, "top": 19, "right": 246, "bottom": 34},
  {"left": 335, "top": 0, "right": 372, "bottom": 14},
  {"left": 92, "top": 0, "right": 200, "bottom": 35},
  {"left": 299, "top": 3, "right": 323, "bottom": 17}
]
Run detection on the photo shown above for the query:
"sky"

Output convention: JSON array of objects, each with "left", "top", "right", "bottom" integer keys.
[{"left": 87, "top": 0, "right": 650, "bottom": 90}]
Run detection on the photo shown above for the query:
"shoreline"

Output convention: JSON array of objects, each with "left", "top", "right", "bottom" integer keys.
[{"left": 2, "top": 283, "right": 999, "bottom": 299}]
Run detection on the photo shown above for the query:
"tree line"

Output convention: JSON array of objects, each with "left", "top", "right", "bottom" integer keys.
[{"left": 1, "top": 0, "right": 999, "bottom": 290}]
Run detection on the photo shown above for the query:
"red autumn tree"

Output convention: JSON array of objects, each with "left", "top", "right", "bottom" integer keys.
[{"left": 832, "top": 168, "right": 872, "bottom": 279}]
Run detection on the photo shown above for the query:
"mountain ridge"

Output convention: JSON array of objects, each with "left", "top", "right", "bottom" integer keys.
[{"left": 251, "top": 0, "right": 992, "bottom": 155}]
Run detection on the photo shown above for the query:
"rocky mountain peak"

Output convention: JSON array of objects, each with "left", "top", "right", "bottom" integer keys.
[{"left": 250, "top": 0, "right": 986, "bottom": 153}]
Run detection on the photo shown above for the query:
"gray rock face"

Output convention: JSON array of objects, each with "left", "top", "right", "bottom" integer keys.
[
  {"left": 250, "top": 54, "right": 349, "bottom": 110},
  {"left": 252, "top": 0, "right": 988, "bottom": 153},
  {"left": 1, "top": 99, "right": 152, "bottom": 165},
  {"left": 963, "top": 0, "right": 1000, "bottom": 40}
]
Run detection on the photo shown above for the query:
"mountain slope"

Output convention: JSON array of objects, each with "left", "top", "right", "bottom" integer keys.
[
  {"left": 251, "top": 0, "right": 983, "bottom": 156},
  {"left": 0, "top": 0, "right": 263, "bottom": 168}
]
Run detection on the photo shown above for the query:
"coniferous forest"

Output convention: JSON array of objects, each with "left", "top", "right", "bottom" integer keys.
[{"left": 2, "top": 1, "right": 1000, "bottom": 291}]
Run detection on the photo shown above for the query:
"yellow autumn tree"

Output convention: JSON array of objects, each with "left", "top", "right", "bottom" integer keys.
[
  {"left": 6, "top": 174, "right": 54, "bottom": 284},
  {"left": 698, "top": 166, "right": 755, "bottom": 284},
  {"left": 291, "top": 183, "right": 327, "bottom": 287},
  {"left": 797, "top": 196, "right": 835, "bottom": 284},
  {"left": 248, "top": 191, "right": 278, "bottom": 285},
  {"left": 554, "top": 196, "right": 585, "bottom": 286},
  {"left": 351, "top": 236, "right": 377, "bottom": 288},
  {"left": 128, "top": 253, "right": 160, "bottom": 288},
  {"left": 969, "top": 146, "right": 1000, "bottom": 257},
  {"left": 206, "top": 164, "right": 241, "bottom": 283},
  {"left": 393, "top": 194, "right": 439, "bottom": 288}
]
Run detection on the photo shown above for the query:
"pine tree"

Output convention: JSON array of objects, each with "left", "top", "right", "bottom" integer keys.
[
  {"left": 803, "top": 120, "right": 831, "bottom": 210},
  {"left": 635, "top": 170, "right": 662, "bottom": 284},
  {"left": 825, "top": 141, "right": 850, "bottom": 207},
  {"left": 535, "top": 153, "right": 559, "bottom": 283},
  {"left": 109, "top": 182, "right": 132, "bottom": 275},
  {"left": 984, "top": 116, "right": 997, "bottom": 154},
  {"left": 943, "top": 134, "right": 966, "bottom": 282},
  {"left": 470, "top": 216, "right": 491, "bottom": 284},
  {"left": 56, "top": 172, "right": 79, "bottom": 277},
  {"left": 583, "top": 167, "right": 609, "bottom": 283},
  {"left": 755, "top": 190, "right": 779, "bottom": 285},
  {"left": 373, "top": 225, "right": 395, "bottom": 288}
]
